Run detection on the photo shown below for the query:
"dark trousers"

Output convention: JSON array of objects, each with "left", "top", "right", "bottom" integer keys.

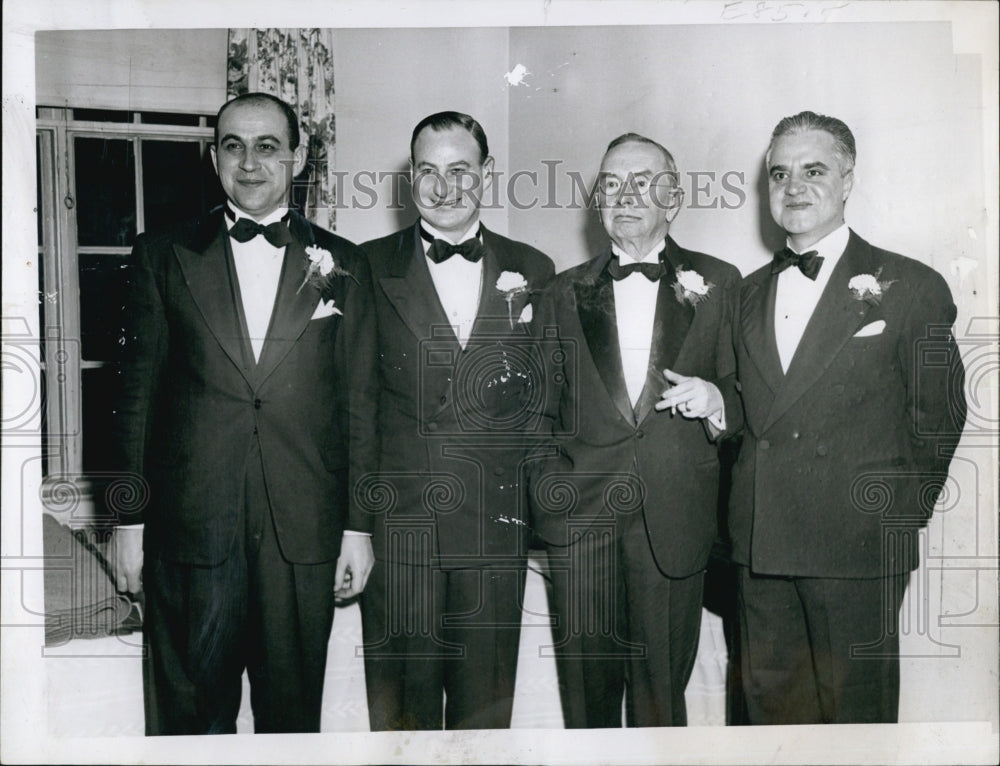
[
  {"left": 547, "top": 515, "right": 705, "bottom": 728},
  {"left": 143, "top": 441, "right": 338, "bottom": 735},
  {"left": 361, "top": 557, "right": 526, "bottom": 730},
  {"left": 737, "top": 566, "right": 909, "bottom": 724}
]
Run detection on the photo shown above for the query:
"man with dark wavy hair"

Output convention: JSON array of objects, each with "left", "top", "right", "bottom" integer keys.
[
  {"left": 730, "top": 110, "right": 966, "bottom": 723},
  {"left": 359, "top": 111, "right": 553, "bottom": 730}
]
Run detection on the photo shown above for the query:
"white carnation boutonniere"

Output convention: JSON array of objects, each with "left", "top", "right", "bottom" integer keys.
[
  {"left": 496, "top": 270, "right": 530, "bottom": 328},
  {"left": 848, "top": 268, "right": 894, "bottom": 305},
  {"left": 297, "top": 245, "right": 357, "bottom": 305},
  {"left": 672, "top": 267, "right": 713, "bottom": 307}
]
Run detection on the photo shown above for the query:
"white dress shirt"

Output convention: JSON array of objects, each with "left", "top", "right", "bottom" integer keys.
[
  {"left": 421, "top": 219, "right": 484, "bottom": 349},
  {"left": 611, "top": 241, "right": 664, "bottom": 406},
  {"left": 611, "top": 240, "right": 726, "bottom": 428},
  {"left": 774, "top": 224, "right": 850, "bottom": 373},
  {"left": 228, "top": 204, "right": 289, "bottom": 362}
]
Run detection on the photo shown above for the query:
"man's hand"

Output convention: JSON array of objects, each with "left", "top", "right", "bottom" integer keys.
[
  {"left": 334, "top": 534, "right": 374, "bottom": 602},
  {"left": 110, "top": 526, "right": 144, "bottom": 594},
  {"left": 654, "top": 367, "right": 724, "bottom": 420}
]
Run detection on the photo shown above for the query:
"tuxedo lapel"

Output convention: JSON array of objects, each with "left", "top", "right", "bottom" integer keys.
[
  {"left": 739, "top": 273, "right": 785, "bottom": 397},
  {"left": 575, "top": 251, "right": 634, "bottom": 425},
  {"left": 635, "top": 238, "right": 695, "bottom": 424},
  {"left": 378, "top": 223, "right": 459, "bottom": 350},
  {"left": 764, "top": 232, "right": 875, "bottom": 430},
  {"left": 254, "top": 211, "right": 322, "bottom": 386},
  {"left": 172, "top": 213, "right": 254, "bottom": 387}
]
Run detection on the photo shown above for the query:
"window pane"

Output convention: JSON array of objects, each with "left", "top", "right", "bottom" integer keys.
[
  {"left": 142, "top": 140, "right": 224, "bottom": 231},
  {"left": 82, "top": 366, "right": 119, "bottom": 473},
  {"left": 79, "top": 253, "right": 131, "bottom": 362},
  {"left": 140, "top": 111, "right": 202, "bottom": 126},
  {"left": 75, "top": 137, "right": 137, "bottom": 247},
  {"left": 73, "top": 108, "right": 133, "bottom": 123}
]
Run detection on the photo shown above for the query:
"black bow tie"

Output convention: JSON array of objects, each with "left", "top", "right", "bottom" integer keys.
[
  {"left": 772, "top": 247, "right": 824, "bottom": 280},
  {"left": 420, "top": 226, "right": 484, "bottom": 264},
  {"left": 226, "top": 207, "right": 293, "bottom": 248},
  {"left": 608, "top": 256, "right": 665, "bottom": 282}
]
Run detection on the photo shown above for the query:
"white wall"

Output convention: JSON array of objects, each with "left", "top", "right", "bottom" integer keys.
[
  {"left": 36, "top": 29, "right": 228, "bottom": 113},
  {"left": 331, "top": 27, "right": 511, "bottom": 244}
]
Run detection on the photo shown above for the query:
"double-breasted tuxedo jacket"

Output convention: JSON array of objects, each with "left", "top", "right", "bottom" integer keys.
[
  {"left": 114, "top": 208, "right": 377, "bottom": 566},
  {"left": 529, "top": 237, "right": 743, "bottom": 577},
  {"left": 730, "top": 230, "right": 966, "bottom": 578},
  {"left": 361, "top": 222, "right": 555, "bottom": 568}
]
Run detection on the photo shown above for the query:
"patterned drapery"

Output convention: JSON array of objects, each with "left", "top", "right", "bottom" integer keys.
[{"left": 226, "top": 28, "right": 337, "bottom": 230}]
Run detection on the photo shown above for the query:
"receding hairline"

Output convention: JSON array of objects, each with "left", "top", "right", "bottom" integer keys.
[
  {"left": 765, "top": 127, "right": 854, "bottom": 175},
  {"left": 600, "top": 135, "right": 678, "bottom": 178}
]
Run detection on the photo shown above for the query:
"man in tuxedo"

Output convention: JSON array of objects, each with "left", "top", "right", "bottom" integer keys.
[
  {"left": 528, "top": 134, "right": 742, "bottom": 727},
  {"left": 109, "top": 92, "right": 376, "bottom": 734},
  {"left": 359, "top": 111, "right": 554, "bottom": 730},
  {"left": 730, "top": 111, "right": 967, "bottom": 723}
]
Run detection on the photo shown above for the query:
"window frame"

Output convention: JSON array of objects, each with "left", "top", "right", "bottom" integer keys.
[{"left": 37, "top": 108, "right": 215, "bottom": 512}]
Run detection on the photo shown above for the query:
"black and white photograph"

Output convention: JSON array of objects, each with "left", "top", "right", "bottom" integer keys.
[{"left": 2, "top": 1, "right": 997, "bottom": 764}]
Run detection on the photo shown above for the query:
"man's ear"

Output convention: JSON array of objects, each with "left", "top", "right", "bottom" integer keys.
[
  {"left": 481, "top": 155, "right": 495, "bottom": 193},
  {"left": 292, "top": 143, "right": 308, "bottom": 177},
  {"left": 842, "top": 168, "right": 855, "bottom": 202}
]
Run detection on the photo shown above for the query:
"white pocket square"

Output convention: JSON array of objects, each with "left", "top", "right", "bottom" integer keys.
[
  {"left": 311, "top": 298, "right": 342, "bottom": 320},
  {"left": 854, "top": 319, "right": 885, "bottom": 337},
  {"left": 517, "top": 304, "right": 533, "bottom": 324}
]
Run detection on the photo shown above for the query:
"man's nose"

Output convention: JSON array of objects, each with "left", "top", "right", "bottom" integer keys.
[
  {"left": 785, "top": 174, "right": 806, "bottom": 195},
  {"left": 240, "top": 149, "right": 260, "bottom": 172}
]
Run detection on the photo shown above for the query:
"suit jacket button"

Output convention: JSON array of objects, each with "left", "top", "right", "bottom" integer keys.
[
  {"left": 792, "top": 431, "right": 800, "bottom": 439},
  {"left": 816, "top": 445, "right": 828, "bottom": 456},
  {"left": 759, "top": 439, "right": 770, "bottom": 450},
  {"left": 254, "top": 398, "right": 262, "bottom": 409},
  {"left": 427, "top": 422, "right": 438, "bottom": 432},
  {"left": 440, "top": 395, "right": 447, "bottom": 405},
  {"left": 636, "top": 430, "right": 645, "bottom": 439}
]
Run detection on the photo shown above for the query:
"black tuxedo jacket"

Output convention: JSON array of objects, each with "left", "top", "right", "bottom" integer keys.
[
  {"left": 361, "top": 222, "right": 554, "bottom": 568},
  {"left": 113, "top": 208, "right": 377, "bottom": 565},
  {"left": 730, "top": 230, "right": 966, "bottom": 578},
  {"left": 528, "top": 238, "right": 743, "bottom": 578}
]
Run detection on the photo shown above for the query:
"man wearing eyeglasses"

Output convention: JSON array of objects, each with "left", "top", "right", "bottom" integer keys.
[{"left": 528, "top": 133, "right": 742, "bottom": 727}]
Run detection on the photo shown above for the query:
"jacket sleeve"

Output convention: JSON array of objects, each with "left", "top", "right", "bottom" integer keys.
[
  {"left": 110, "top": 234, "right": 168, "bottom": 526},
  {"left": 897, "top": 267, "right": 966, "bottom": 513},
  {"left": 335, "top": 246, "right": 380, "bottom": 535},
  {"left": 704, "top": 263, "right": 745, "bottom": 442}
]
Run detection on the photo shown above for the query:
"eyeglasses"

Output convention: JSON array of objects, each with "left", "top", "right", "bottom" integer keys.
[{"left": 597, "top": 174, "right": 683, "bottom": 199}]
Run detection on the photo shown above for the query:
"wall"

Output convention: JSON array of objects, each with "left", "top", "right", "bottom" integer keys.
[
  {"left": 331, "top": 27, "right": 511, "bottom": 244},
  {"left": 507, "top": 23, "right": 987, "bottom": 278},
  {"left": 35, "top": 29, "right": 228, "bottom": 113}
]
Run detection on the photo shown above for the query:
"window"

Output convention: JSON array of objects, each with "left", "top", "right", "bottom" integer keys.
[{"left": 36, "top": 108, "right": 224, "bottom": 516}]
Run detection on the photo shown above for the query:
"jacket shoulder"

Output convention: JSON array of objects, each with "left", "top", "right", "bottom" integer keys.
[
  {"left": 132, "top": 216, "right": 207, "bottom": 252},
  {"left": 484, "top": 229, "right": 555, "bottom": 280},
  {"left": 678, "top": 246, "right": 742, "bottom": 285}
]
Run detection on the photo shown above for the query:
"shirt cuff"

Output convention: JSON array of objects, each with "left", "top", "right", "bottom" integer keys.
[
  {"left": 706, "top": 409, "right": 726, "bottom": 431},
  {"left": 343, "top": 529, "right": 372, "bottom": 537}
]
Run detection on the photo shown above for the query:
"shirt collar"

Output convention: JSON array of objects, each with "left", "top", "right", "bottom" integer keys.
[
  {"left": 611, "top": 238, "right": 666, "bottom": 265},
  {"left": 419, "top": 219, "right": 482, "bottom": 253},
  {"left": 786, "top": 224, "right": 849, "bottom": 274},
  {"left": 226, "top": 203, "right": 289, "bottom": 230}
]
